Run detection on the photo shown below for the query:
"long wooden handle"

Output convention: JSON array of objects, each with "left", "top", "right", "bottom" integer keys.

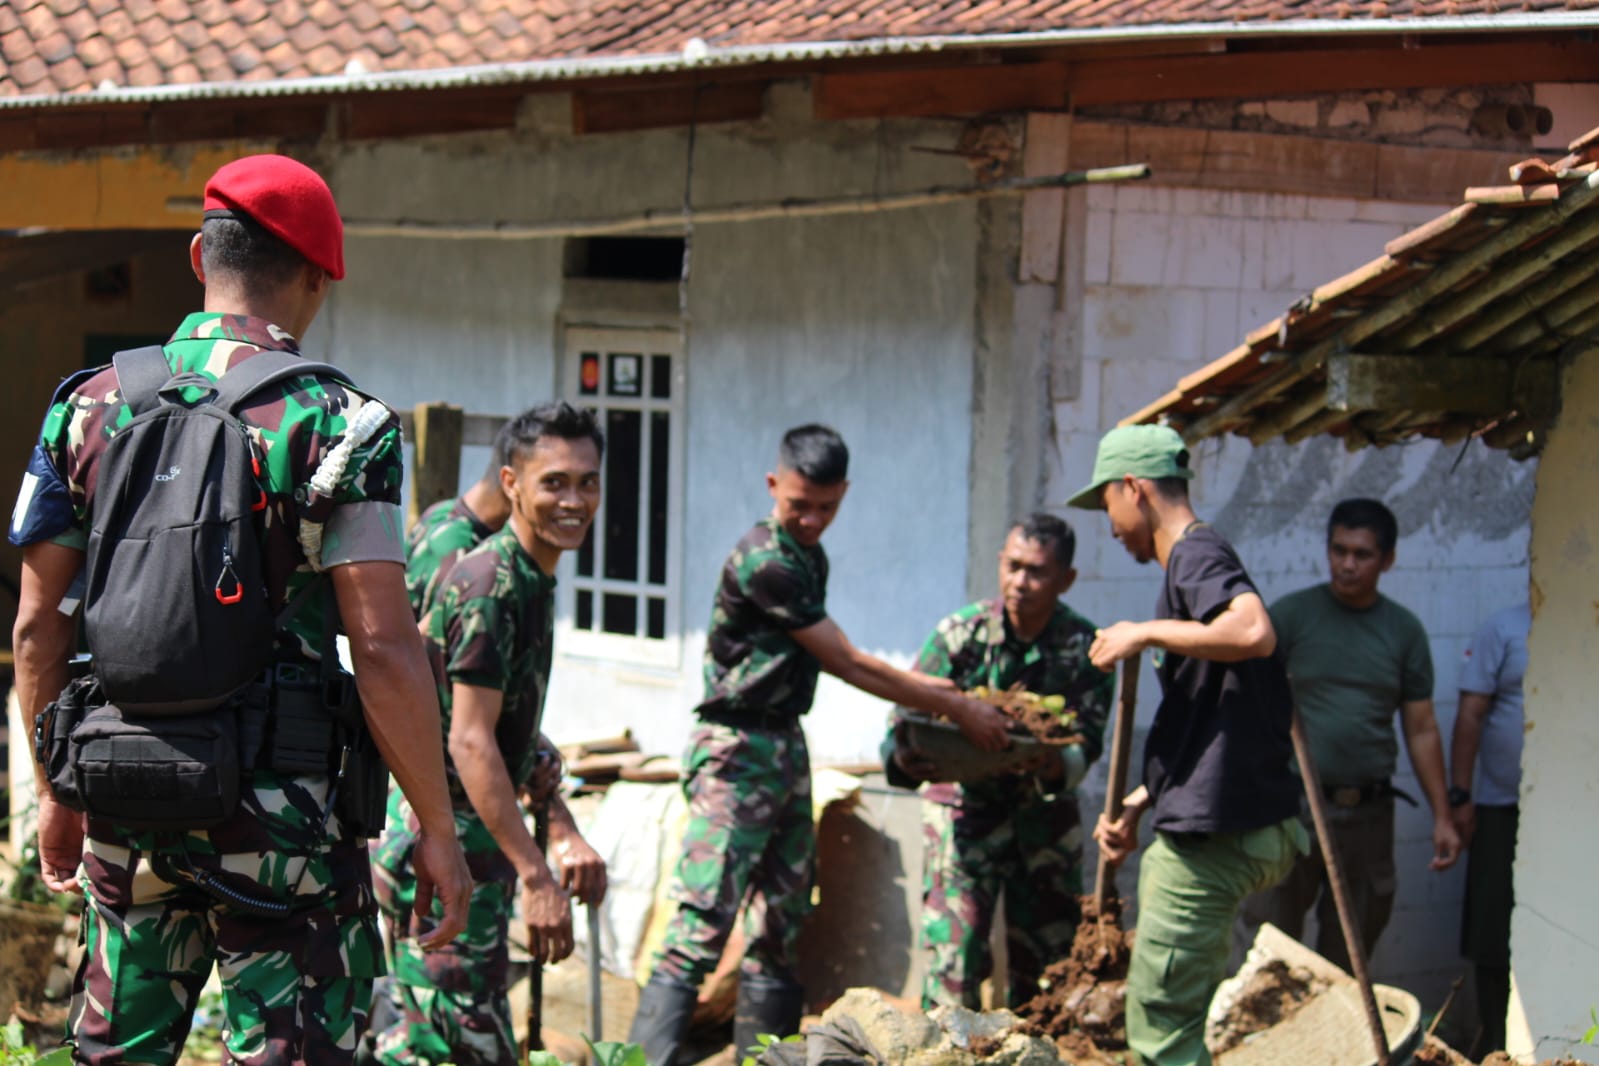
[
  {"left": 1290, "top": 708, "right": 1390, "bottom": 1066},
  {"left": 1094, "top": 653, "right": 1140, "bottom": 907}
]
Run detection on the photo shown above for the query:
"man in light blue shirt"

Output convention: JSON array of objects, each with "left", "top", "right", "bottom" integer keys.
[{"left": 1450, "top": 602, "right": 1530, "bottom": 1057}]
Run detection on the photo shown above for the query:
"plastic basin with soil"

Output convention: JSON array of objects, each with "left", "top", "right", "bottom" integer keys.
[{"left": 897, "top": 686, "right": 1083, "bottom": 783}]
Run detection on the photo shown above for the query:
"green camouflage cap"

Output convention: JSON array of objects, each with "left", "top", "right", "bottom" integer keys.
[{"left": 1066, "top": 424, "right": 1194, "bottom": 510}]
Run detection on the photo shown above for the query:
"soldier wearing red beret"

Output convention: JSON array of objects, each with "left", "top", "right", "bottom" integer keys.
[{"left": 11, "top": 154, "right": 472, "bottom": 1066}]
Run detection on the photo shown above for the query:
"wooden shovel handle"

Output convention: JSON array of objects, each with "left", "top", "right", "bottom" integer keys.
[{"left": 1093, "top": 653, "right": 1140, "bottom": 908}]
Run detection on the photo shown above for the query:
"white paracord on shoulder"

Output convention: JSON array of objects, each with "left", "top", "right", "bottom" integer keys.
[{"left": 298, "top": 400, "right": 393, "bottom": 571}]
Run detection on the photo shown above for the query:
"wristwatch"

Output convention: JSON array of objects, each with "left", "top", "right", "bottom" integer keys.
[{"left": 1447, "top": 786, "right": 1471, "bottom": 808}]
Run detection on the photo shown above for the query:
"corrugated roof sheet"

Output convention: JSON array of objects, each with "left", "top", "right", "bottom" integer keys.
[
  {"left": 1123, "top": 124, "right": 1599, "bottom": 456},
  {"left": 3, "top": 0, "right": 1599, "bottom": 99}
]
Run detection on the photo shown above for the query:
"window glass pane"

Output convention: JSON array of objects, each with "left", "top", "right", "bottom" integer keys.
[
  {"left": 576, "top": 589, "right": 593, "bottom": 631},
  {"left": 648, "top": 410, "right": 669, "bottom": 586},
  {"left": 602, "top": 594, "right": 637, "bottom": 636},
  {"left": 604, "top": 410, "right": 641, "bottom": 582},
  {"left": 651, "top": 354, "right": 672, "bottom": 400},
  {"left": 579, "top": 352, "right": 601, "bottom": 396},
  {"left": 647, "top": 597, "right": 666, "bottom": 640},
  {"left": 609, "top": 353, "right": 642, "bottom": 397}
]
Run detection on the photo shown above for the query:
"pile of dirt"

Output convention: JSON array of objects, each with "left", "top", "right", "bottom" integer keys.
[
  {"left": 1012, "top": 895, "right": 1131, "bottom": 1063},
  {"left": 968, "top": 685, "right": 1084, "bottom": 745},
  {"left": 1206, "top": 958, "right": 1328, "bottom": 1054}
]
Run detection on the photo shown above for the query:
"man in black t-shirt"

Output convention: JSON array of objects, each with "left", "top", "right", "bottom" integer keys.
[{"left": 1068, "top": 424, "right": 1306, "bottom": 1066}]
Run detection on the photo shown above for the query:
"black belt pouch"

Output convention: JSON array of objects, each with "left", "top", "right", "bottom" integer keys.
[{"left": 69, "top": 702, "right": 241, "bottom": 831}]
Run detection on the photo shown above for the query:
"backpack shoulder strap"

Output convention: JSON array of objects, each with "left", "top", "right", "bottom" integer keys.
[
  {"left": 211, "top": 351, "right": 355, "bottom": 414},
  {"left": 111, "top": 346, "right": 175, "bottom": 416}
]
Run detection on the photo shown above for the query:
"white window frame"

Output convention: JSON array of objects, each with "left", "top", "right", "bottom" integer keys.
[{"left": 555, "top": 325, "right": 686, "bottom": 669}]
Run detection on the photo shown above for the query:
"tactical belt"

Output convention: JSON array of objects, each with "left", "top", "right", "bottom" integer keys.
[{"left": 1321, "top": 780, "right": 1419, "bottom": 809}]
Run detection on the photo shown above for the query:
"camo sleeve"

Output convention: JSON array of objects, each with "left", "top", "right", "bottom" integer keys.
[
  {"left": 1054, "top": 617, "right": 1114, "bottom": 767},
  {"left": 741, "top": 552, "right": 826, "bottom": 631},
  {"left": 441, "top": 559, "right": 515, "bottom": 693},
  {"left": 10, "top": 367, "right": 117, "bottom": 550}
]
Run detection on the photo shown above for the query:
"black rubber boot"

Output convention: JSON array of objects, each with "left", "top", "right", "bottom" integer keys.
[
  {"left": 732, "top": 975, "right": 805, "bottom": 1062},
  {"left": 627, "top": 974, "right": 700, "bottom": 1066}
]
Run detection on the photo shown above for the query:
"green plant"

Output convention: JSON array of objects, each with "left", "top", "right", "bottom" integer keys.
[
  {"left": 739, "top": 1032, "right": 803, "bottom": 1066},
  {"left": 179, "top": 987, "right": 226, "bottom": 1063},
  {"left": 581, "top": 1038, "right": 647, "bottom": 1066},
  {"left": 0, "top": 1020, "right": 72, "bottom": 1066},
  {"left": 1582, "top": 1006, "right": 1598, "bottom": 1045}
]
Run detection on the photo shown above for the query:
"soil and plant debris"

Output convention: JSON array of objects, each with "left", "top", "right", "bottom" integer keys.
[
  {"left": 1011, "top": 895, "right": 1132, "bottom": 1064},
  {"left": 1206, "top": 958, "right": 1328, "bottom": 1054},
  {"left": 967, "top": 685, "right": 1084, "bottom": 745}
]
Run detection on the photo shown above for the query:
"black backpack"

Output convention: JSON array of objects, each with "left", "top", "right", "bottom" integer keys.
[{"left": 84, "top": 346, "right": 352, "bottom": 715}]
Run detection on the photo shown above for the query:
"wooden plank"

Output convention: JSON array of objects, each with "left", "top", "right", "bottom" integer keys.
[
  {"left": 1324, "top": 354, "right": 1558, "bottom": 416},
  {"left": 1020, "top": 112, "right": 1072, "bottom": 284},
  {"left": 342, "top": 92, "right": 523, "bottom": 141},
  {"left": 409, "top": 402, "right": 464, "bottom": 525},
  {"left": 814, "top": 62, "right": 1068, "bottom": 121},
  {"left": 572, "top": 80, "right": 766, "bottom": 135},
  {"left": 1069, "top": 120, "right": 1527, "bottom": 205},
  {"left": 1068, "top": 39, "right": 1599, "bottom": 107}
]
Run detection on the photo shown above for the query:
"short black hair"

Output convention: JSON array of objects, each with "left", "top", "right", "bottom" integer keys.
[
  {"left": 1013, "top": 512, "right": 1076, "bottom": 570},
  {"left": 200, "top": 215, "right": 308, "bottom": 294},
  {"left": 502, "top": 402, "right": 605, "bottom": 467},
  {"left": 481, "top": 418, "right": 517, "bottom": 485},
  {"left": 1329, "top": 497, "right": 1398, "bottom": 555},
  {"left": 1150, "top": 477, "right": 1191, "bottom": 502},
  {"left": 778, "top": 424, "right": 849, "bottom": 485}
]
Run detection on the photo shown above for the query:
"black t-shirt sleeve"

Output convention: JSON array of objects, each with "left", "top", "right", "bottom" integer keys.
[{"left": 1171, "top": 535, "right": 1260, "bottom": 625}]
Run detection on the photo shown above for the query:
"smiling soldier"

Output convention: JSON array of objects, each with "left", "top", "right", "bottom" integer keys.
[
  {"left": 628, "top": 424, "right": 1011, "bottom": 1065},
  {"left": 366, "top": 402, "right": 609, "bottom": 1066}
]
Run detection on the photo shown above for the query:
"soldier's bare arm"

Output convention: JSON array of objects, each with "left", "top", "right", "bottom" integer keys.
[
  {"left": 450, "top": 681, "right": 574, "bottom": 963},
  {"left": 1090, "top": 592, "right": 1276, "bottom": 671},
  {"left": 332, "top": 561, "right": 472, "bottom": 949},
  {"left": 14, "top": 541, "right": 86, "bottom": 893},
  {"left": 1449, "top": 690, "right": 1492, "bottom": 846},
  {"left": 546, "top": 796, "right": 607, "bottom": 906},
  {"left": 790, "top": 617, "right": 1010, "bottom": 751},
  {"left": 1400, "top": 696, "right": 1463, "bottom": 871}
]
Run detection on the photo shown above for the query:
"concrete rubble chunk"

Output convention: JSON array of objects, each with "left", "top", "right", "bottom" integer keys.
[{"left": 818, "top": 989, "right": 1064, "bottom": 1065}]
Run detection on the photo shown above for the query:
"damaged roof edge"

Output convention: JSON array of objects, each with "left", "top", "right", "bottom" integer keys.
[{"left": 3, "top": 12, "right": 1599, "bottom": 110}]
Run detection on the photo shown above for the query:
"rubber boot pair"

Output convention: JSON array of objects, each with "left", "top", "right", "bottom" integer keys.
[
  {"left": 732, "top": 975, "right": 805, "bottom": 1063},
  {"left": 628, "top": 974, "right": 700, "bottom": 1066}
]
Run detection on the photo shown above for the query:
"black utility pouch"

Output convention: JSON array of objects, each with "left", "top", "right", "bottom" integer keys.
[
  {"left": 324, "top": 670, "right": 389, "bottom": 839},
  {"left": 36, "top": 674, "right": 97, "bottom": 811},
  {"left": 69, "top": 702, "right": 241, "bottom": 830}
]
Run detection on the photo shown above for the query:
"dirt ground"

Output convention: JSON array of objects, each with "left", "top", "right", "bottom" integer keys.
[
  {"left": 1207, "top": 958, "right": 1328, "bottom": 1055},
  {"left": 1011, "top": 895, "right": 1131, "bottom": 1063}
]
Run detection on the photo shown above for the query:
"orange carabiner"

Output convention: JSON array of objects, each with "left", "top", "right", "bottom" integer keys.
[{"left": 215, "top": 566, "right": 244, "bottom": 606}]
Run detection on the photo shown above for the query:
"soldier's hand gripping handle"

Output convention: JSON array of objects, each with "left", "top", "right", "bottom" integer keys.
[{"left": 413, "top": 825, "right": 474, "bottom": 949}]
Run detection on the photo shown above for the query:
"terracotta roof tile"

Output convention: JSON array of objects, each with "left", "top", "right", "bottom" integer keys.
[
  {"left": 76, "top": 34, "right": 113, "bottom": 66},
  {"left": 166, "top": 59, "right": 202, "bottom": 81},
  {"left": 5, "top": 0, "right": 1599, "bottom": 97},
  {"left": 84, "top": 58, "right": 120, "bottom": 84}
]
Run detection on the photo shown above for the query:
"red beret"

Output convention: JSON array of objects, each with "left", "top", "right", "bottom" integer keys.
[{"left": 203, "top": 154, "right": 345, "bottom": 280}]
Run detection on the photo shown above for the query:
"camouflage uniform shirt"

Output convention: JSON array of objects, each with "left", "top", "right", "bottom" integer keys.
[
  {"left": 9, "top": 312, "right": 405, "bottom": 1064},
  {"left": 908, "top": 599, "right": 1112, "bottom": 810},
  {"left": 696, "top": 518, "right": 828, "bottom": 723},
  {"left": 405, "top": 495, "right": 493, "bottom": 619}
]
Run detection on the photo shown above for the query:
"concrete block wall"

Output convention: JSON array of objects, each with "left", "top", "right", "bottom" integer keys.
[{"left": 1047, "top": 182, "right": 1535, "bottom": 1010}]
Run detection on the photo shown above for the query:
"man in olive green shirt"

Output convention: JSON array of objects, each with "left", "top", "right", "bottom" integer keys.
[{"left": 1236, "top": 498, "right": 1461, "bottom": 972}]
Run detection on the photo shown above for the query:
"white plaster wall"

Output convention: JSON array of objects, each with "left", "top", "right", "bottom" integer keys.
[
  {"left": 314, "top": 120, "right": 978, "bottom": 763},
  {"left": 1508, "top": 345, "right": 1599, "bottom": 1064},
  {"left": 1045, "top": 184, "right": 1536, "bottom": 1009}
]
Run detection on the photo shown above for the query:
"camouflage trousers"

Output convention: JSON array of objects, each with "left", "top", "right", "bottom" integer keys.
[
  {"left": 919, "top": 794, "right": 1086, "bottom": 1010},
  {"left": 652, "top": 720, "right": 814, "bottom": 988},
  {"left": 366, "top": 793, "right": 519, "bottom": 1066},
  {"left": 70, "top": 771, "right": 382, "bottom": 1066}
]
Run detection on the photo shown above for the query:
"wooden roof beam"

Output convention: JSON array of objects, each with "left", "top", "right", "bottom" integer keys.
[
  {"left": 1325, "top": 353, "right": 1559, "bottom": 417},
  {"left": 1440, "top": 250, "right": 1599, "bottom": 355}
]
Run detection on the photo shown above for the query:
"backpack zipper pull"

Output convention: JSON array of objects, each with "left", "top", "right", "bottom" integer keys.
[{"left": 216, "top": 537, "right": 244, "bottom": 606}]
